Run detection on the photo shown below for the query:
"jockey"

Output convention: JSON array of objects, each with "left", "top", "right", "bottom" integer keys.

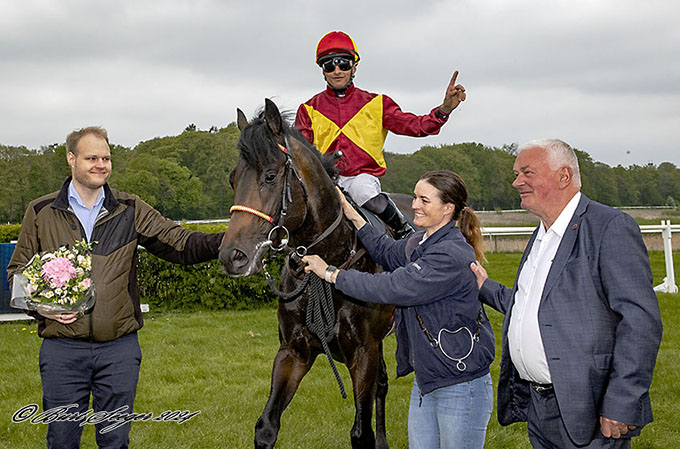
[{"left": 295, "top": 30, "right": 467, "bottom": 239}]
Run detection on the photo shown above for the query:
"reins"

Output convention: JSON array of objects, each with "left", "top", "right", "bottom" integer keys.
[{"left": 305, "top": 273, "right": 347, "bottom": 399}]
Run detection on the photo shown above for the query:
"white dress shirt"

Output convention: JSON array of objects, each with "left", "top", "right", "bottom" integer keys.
[{"left": 508, "top": 192, "right": 581, "bottom": 384}]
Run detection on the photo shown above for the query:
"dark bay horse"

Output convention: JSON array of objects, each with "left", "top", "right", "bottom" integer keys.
[{"left": 219, "top": 99, "right": 394, "bottom": 449}]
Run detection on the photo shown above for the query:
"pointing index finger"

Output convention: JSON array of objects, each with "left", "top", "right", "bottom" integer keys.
[{"left": 450, "top": 70, "right": 459, "bottom": 86}]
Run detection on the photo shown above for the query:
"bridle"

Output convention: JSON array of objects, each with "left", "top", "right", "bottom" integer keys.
[
  {"left": 231, "top": 140, "right": 306, "bottom": 224},
  {"left": 229, "top": 136, "right": 345, "bottom": 288}
]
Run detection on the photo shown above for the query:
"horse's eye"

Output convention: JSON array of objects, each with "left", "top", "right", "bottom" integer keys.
[{"left": 264, "top": 171, "right": 277, "bottom": 183}]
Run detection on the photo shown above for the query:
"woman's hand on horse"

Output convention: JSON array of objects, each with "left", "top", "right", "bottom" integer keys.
[
  {"left": 302, "top": 255, "right": 328, "bottom": 278},
  {"left": 336, "top": 187, "right": 367, "bottom": 230}
]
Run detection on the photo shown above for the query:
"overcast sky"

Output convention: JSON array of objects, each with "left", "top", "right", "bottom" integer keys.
[{"left": 1, "top": 0, "right": 678, "bottom": 167}]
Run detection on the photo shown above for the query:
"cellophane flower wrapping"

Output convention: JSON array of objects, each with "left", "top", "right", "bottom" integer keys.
[{"left": 11, "top": 240, "right": 96, "bottom": 315}]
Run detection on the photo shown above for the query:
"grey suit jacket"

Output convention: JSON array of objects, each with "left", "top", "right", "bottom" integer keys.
[{"left": 479, "top": 194, "right": 662, "bottom": 445}]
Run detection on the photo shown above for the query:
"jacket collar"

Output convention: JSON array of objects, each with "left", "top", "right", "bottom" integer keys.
[
  {"left": 515, "top": 193, "right": 591, "bottom": 300},
  {"left": 421, "top": 221, "right": 457, "bottom": 247},
  {"left": 52, "top": 177, "right": 120, "bottom": 212},
  {"left": 540, "top": 193, "right": 589, "bottom": 300},
  {"left": 405, "top": 221, "right": 457, "bottom": 261},
  {"left": 325, "top": 83, "right": 355, "bottom": 97}
]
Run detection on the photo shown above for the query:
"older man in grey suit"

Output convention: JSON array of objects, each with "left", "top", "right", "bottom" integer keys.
[{"left": 470, "top": 139, "right": 662, "bottom": 448}]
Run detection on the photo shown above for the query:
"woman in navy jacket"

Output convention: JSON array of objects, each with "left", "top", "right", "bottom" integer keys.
[{"left": 304, "top": 170, "right": 495, "bottom": 449}]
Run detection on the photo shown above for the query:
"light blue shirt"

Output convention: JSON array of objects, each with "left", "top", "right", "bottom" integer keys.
[{"left": 68, "top": 181, "right": 105, "bottom": 242}]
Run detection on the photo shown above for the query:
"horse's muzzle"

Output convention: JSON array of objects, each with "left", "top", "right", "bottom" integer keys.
[{"left": 219, "top": 247, "right": 250, "bottom": 276}]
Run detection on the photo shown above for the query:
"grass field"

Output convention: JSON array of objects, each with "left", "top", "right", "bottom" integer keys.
[{"left": 1, "top": 251, "right": 678, "bottom": 448}]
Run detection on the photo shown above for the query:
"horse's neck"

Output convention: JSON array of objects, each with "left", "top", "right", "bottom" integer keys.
[
  {"left": 293, "top": 188, "right": 354, "bottom": 264},
  {"left": 289, "top": 141, "right": 354, "bottom": 262}
]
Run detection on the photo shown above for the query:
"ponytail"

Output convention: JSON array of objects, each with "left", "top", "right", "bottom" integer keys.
[{"left": 457, "top": 207, "right": 486, "bottom": 264}]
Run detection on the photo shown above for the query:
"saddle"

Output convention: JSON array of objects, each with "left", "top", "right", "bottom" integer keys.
[{"left": 339, "top": 188, "right": 416, "bottom": 239}]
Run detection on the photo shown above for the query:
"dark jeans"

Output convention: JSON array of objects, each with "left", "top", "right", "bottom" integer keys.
[
  {"left": 39, "top": 332, "right": 142, "bottom": 449},
  {"left": 527, "top": 386, "right": 632, "bottom": 449}
]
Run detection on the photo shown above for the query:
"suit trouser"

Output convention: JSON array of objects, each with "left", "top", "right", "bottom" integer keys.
[
  {"left": 39, "top": 332, "right": 142, "bottom": 449},
  {"left": 527, "top": 386, "right": 631, "bottom": 449}
]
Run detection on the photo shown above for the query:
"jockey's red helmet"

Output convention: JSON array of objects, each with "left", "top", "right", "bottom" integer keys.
[{"left": 315, "top": 31, "right": 360, "bottom": 64}]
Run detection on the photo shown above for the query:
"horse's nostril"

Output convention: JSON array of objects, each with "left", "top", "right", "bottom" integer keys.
[{"left": 228, "top": 248, "right": 250, "bottom": 271}]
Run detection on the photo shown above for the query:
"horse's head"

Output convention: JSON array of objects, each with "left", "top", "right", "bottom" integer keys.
[{"left": 219, "top": 99, "right": 324, "bottom": 277}]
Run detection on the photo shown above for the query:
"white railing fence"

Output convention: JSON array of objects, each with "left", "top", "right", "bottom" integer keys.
[
  {"left": 482, "top": 221, "right": 679, "bottom": 294},
  {"left": 642, "top": 221, "right": 679, "bottom": 293}
]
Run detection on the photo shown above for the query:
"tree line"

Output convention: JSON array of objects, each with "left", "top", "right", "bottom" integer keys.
[{"left": 1, "top": 125, "right": 679, "bottom": 223}]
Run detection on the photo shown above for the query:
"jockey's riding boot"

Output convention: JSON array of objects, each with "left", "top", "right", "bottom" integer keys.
[
  {"left": 365, "top": 194, "right": 414, "bottom": 240},
  {"left": 380, "top": 200, "right": 415, "bottom": 239}
]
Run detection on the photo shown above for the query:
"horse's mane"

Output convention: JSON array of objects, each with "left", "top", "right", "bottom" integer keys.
[{"left": 237, "top": 108, "right": 338, "bottom": 182}]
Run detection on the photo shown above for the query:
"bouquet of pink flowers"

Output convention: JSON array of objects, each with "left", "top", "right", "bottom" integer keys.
[{"left": 11, "top": 240, "right": 96, "bottom": 315}]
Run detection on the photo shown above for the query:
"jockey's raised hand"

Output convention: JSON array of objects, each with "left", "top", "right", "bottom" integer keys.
[{"left": 440, "top": 70, "right": 466, "bottom": 114}]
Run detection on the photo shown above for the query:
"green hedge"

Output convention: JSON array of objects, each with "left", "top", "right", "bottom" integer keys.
[
  {"left": 0, "top": 224, "right": 21, "bottom": 243},
  {"left": 178, "top": 222, "right": 229, "bottom": 233},
  {"left": 0, "top": 222, "right": 224, "bottom": 243},
  {"left": 133, "top": 221, "right": 284, "bottom": 312},
  {"left": 136, "top": 249, "right": 281, "bottom": 311}
]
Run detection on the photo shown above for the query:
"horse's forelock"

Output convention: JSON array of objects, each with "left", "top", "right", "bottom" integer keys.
[{"left": 237, "top": 116, "right": 285, "bottom": 168}]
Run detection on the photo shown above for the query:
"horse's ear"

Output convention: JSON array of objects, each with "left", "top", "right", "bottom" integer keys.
[
  {"left": 236, "top": 109, "right": 248, "bottom": 131},
  {"left": 264, "top": 98, "right": 283, "bottom": 137}
]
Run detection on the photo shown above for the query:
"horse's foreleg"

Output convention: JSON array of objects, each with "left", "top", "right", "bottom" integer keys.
[
  {"left": 255, "top": 347, "right": 313, "bottom": 449},
  {"left": 374, "top": 342, "right": 389, "bottom": 449},
  {"left": 348, "top": 344, "right": 382, "bottom": 449}
]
